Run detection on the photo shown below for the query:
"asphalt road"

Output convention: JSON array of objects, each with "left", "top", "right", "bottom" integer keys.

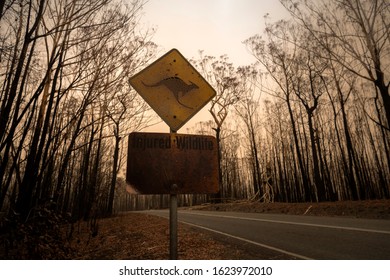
[{"left": 147, "top": 210, "right": 390, "bottom": 260}]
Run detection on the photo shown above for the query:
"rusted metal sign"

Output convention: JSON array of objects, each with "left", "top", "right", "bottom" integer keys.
[
  {"left": 126, "top": 132, "right": 219, "bottom": 194},
  {"left": 129, "top": 49, "right": 216, "bottom": 132}
]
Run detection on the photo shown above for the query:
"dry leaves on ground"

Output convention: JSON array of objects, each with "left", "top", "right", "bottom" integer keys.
[{"left": 69, "top": 212, "right": 293, "bottom": 260}]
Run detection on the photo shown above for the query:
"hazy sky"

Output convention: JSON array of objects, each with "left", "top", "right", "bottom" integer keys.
[
  {"left": 138, "top": 0, "right": 290, "bottom": 132},
  {"left": 142, "top": 0, "right": 289, "bottom": 65}
]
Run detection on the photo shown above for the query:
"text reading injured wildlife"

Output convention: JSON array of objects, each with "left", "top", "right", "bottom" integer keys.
[{"left": 131, "top": 134, "right": 214, "bottom": 150}]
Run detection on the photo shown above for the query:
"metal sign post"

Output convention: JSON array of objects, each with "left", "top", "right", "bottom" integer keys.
[
  {"left": 169, "top": 129, "right": 178, "bottom": 260},
  {"left": 169, "top": 184, "right": 178, "bottom": 259},
  {"left": 126, "top": 131, "right": 219, "bottom": 260},
  {"left": 127, "top": 49, "right": 218, "bottom": 260}
]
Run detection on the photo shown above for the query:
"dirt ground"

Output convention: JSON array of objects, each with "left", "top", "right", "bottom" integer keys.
[
  {"left": 69, "top": 212, "right": 284, "bottom": 260},
  {"left": 68, "top": 199, "right": 390, "bottom": 260}
]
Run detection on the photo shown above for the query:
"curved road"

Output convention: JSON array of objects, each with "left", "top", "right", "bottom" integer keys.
[{"left": 147, "top": 210, "right": 390, "bottom": 260}]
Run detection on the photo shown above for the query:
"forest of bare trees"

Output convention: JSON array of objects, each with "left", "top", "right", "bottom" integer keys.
[
  {"left": 243, "top": 0, "right": 389, "bottom": 202},
  {"left": 0, "top": 0, "right": 389, "bottom": 258},
  {"left": 0, "top": 0, "right": 157, "bottom": 253}
]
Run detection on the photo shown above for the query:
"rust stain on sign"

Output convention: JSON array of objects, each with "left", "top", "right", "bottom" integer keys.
[{"left": 126, "top": 132, "right": 219, "bottom": 194}]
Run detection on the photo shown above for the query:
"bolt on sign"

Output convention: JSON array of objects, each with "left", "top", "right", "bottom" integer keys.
[
  {"left": 126, "top": 132, "right": 219, "bottom": 194},
  {"left": 129, "top": 49, "right": 216, "bottom": 132}
]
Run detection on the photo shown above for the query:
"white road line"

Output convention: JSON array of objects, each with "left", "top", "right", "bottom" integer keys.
[
  {"left": 180, "top": 221, "right": 313, "bottom": 260},
  {"left": 180, "top": 211, "right": 390, "bottom": 235}
]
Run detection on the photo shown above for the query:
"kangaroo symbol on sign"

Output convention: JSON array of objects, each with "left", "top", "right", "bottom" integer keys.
[{"left": 142, "top": 77, "right": 198, "bottom": 109}]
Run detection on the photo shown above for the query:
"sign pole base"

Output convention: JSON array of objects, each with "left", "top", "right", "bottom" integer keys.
[{"left": 169, "top": 190, "right": 178, "bottom": 260}]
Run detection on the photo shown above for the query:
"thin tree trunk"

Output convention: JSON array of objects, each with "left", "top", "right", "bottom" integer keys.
[
  {"left": 286, "top": 99, "right": 311, "bottom": 201},
  {"left": 107, "top": 133, "right": 120, "bottom": 215}
]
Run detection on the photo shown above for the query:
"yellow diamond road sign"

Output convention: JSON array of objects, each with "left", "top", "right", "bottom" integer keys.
[{"left": 129, "top": 49, "right": 216, "bottom": 131}]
